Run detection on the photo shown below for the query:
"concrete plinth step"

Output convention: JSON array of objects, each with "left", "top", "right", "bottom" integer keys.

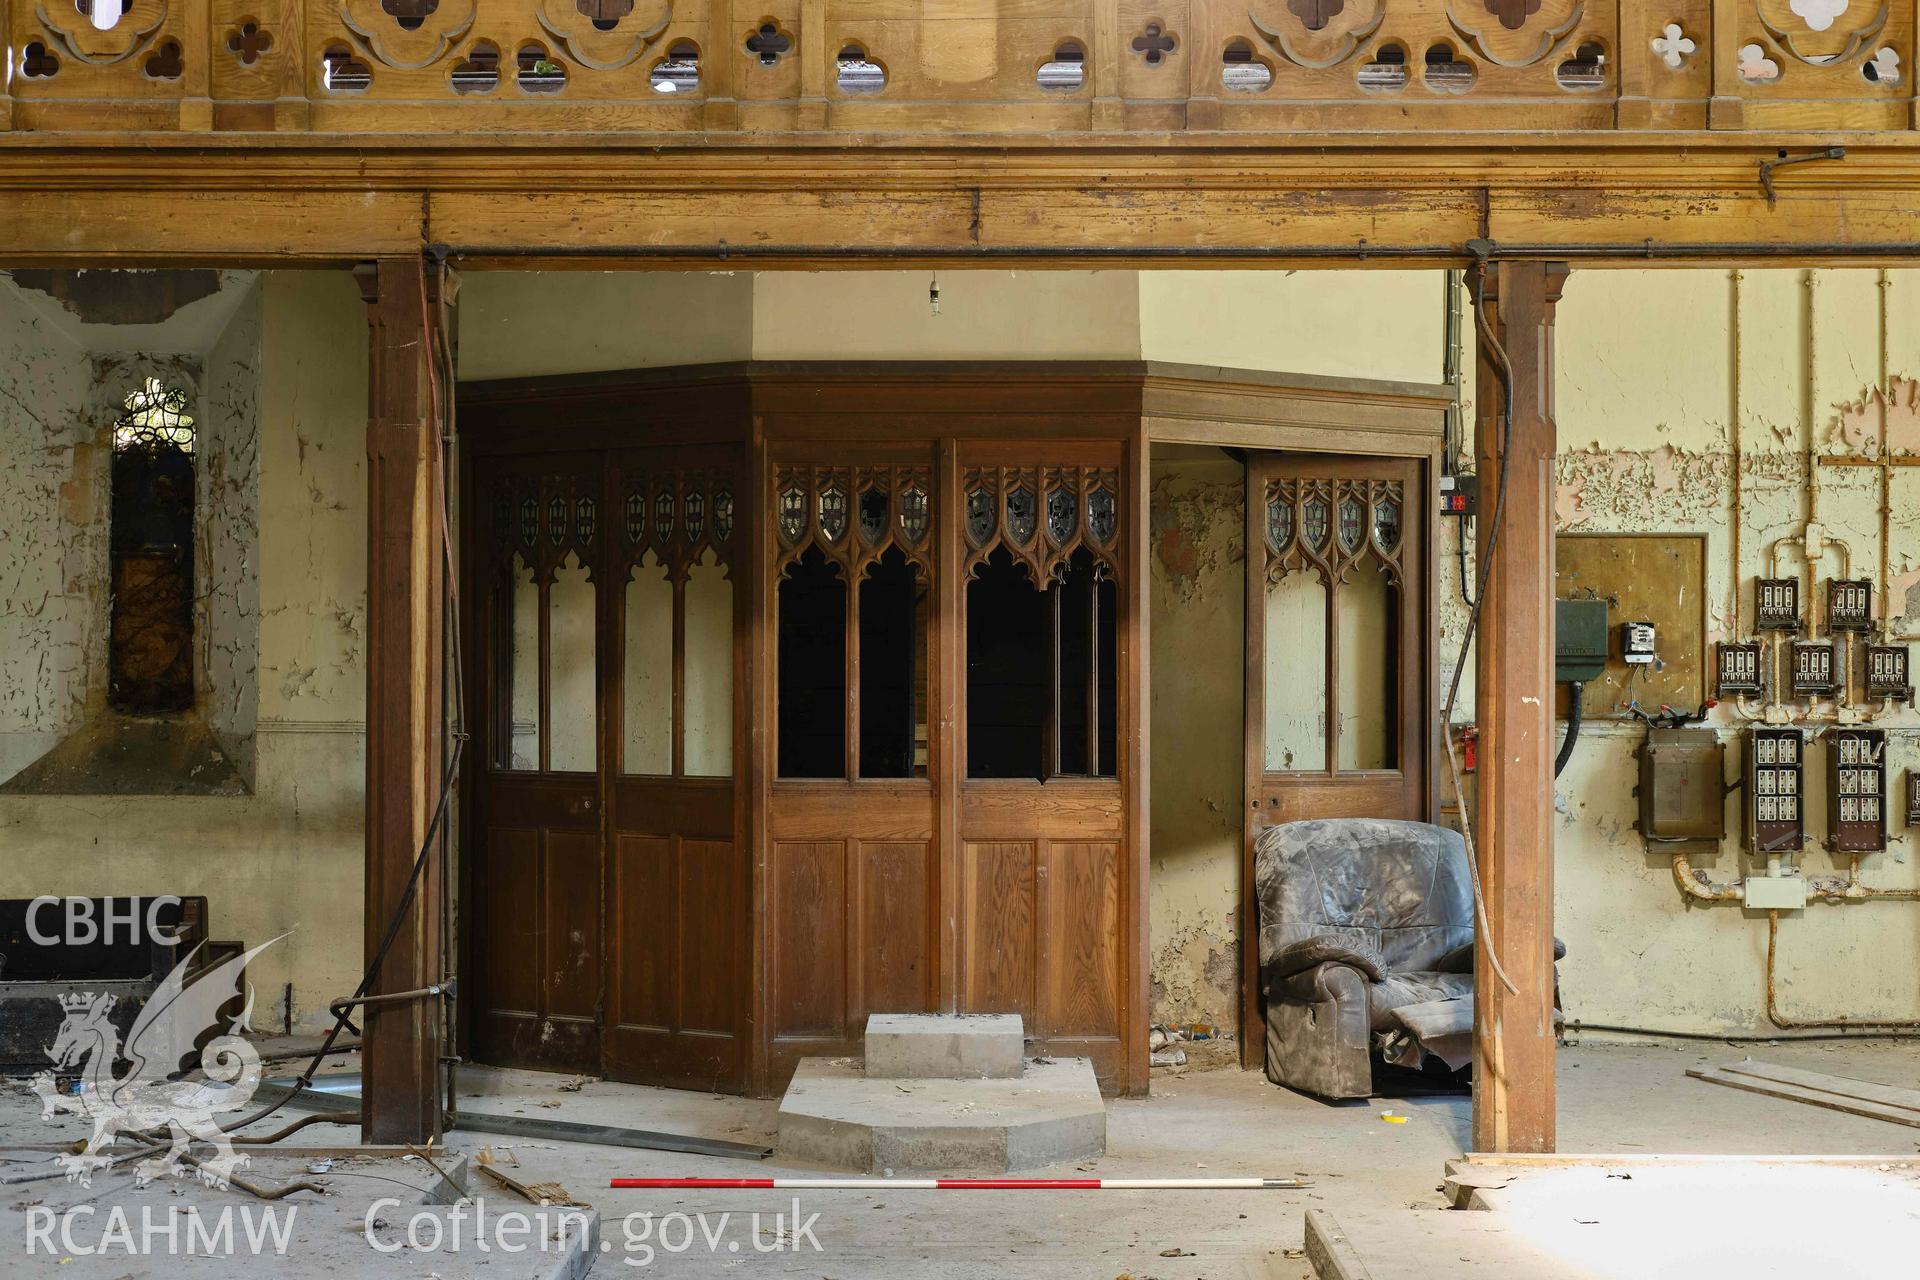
[
  {"left": 862, "top": 1012, "right": 1026, "bottom": 1079},
  {"left": 777, "top": 1055, "right": 1106, "bottom": 1174}
]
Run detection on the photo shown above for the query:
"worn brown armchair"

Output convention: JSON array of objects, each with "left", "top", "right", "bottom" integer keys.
[{"left": 1254, "top": 817, "right": 1561, "bottom": 1100}]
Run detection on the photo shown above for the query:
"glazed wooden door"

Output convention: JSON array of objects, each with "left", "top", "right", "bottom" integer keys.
[
  {"left": 602, "top": 449, "right": 746, "bottom": 1092},
  {"left": 467, "top": 445, "right": 747, "bottom": 1091},
  {"left": 1239, "top": 451, "right": 1433, "bottom": 1063},
  {"left": 471, "top": 453, "right": 606, "bottom": 1074}
]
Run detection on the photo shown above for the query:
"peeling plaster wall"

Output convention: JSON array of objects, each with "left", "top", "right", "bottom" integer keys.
[
  {"left": 1148, "top": 449, "right": 1246, "bottom": 1030},
  {"left": 1445, "top": 268, "right": 1920, "bottom": 1035},
  {"left": 0, "top": 284, "right": 91, "bottom": 781},
  {"left": 203, "top": 287, "right": 262, "bottom": 778},
  {"left": 0, "top": 272, "right": 366, "bottom": 1024}
]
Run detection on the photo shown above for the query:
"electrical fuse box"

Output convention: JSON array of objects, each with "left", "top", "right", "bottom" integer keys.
[
  {"left": 1908, "top": 772, "right": 1920, "bottom": 828},
  {"left": 1790, "top": 642, "right": 1837, "bottom": 699},
  {"left": 1828, "top": 728, "right": 1887, "bottom": 853},
  {"left": 1745, "top": 728, "right": 1805, "bottom": 855},
  {"left": 1755, "top": 578, "right": 1801, "bottom": 632},
  {"left": 1865, "top": 644, "right": 1912, "bottom": 702},
  {"left": 1621, "top": 621, "right": 1658, "bottom": 666},
  {"left": 1716, "top": 642, "right": 1766, "bottom": 697},
  {"left": 1555, "top": 598, "right": 1609, "bottom": 684},
  {"left": 1439, "top": 473, "right": 1478, "bottom": 516},
  {"left": 1826, "top": 578, "right": 1874, "bottom": 632},
  {"left": 1639, "top": 728, "right": 1726, "bottom": 844}
]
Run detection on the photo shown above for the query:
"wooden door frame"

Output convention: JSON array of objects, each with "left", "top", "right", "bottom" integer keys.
[
  {"left": 1138, "top": 373, "right": 1450, "bottom": 1071},
  {"left": 1236, "top": 445, "right": 1441, "bottom": 1068}
]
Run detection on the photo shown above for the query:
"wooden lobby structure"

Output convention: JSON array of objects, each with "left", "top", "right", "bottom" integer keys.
[{"left": 9, "top": 0, "right": 1920, "bottom": 1152}]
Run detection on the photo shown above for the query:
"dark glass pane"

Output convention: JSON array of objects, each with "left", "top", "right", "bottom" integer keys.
[
  {"left": 1052, "top": 548, "right": 1118, "bottom": 778},
  {"left": 1045, "top": 486, "right": 1076, "bottom": 545},
  {"left": 966, "top": 549, "right": 1047, "bottom": 779},
  {"left": 778, "top": 482, "right": 806, "bottom": 543},
  {"left": 899, "top": 483, "right": 930, "bottom": 545},
  {"left": 777, "top": 546, "right": 846, "bottom": 777},
  {"left": 858, "top": 484, "right": 888, "bottom": 545},
  {"left": 859, "top": 548, "right": 926, "bottom": 778},
  {"left": 109, "top": 383, "right": 196, "bottom": 714},
  {"left": 1087, "top": 485, "right": 1117, "bottom": 545},
  {"left": 965, "top": 485, "right": 995, "bottom": 546},
  {"left": 819, "top": 483, "right": 849, "bottom": 543},
  {"left": 1006, "top": 484, "right": 1037, "bottom": 545},
  {"left": 1097, "top": 574, "right": 1118, "bottom": 777}
]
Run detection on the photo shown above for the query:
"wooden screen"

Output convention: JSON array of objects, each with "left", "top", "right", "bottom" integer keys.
[
  {"left": 763, "top": 448, "right": 944, "bottom": 1081},
  {"left": 1239, "top": 451, "right": 1432, "bottom": 1064},
  {"left": 955, "top": 446, "right": 1133, "bottom": 1086},
  {"left": 466, "top": 442, "right": 748, "bottom": 1091},
  {"left": 760, "top": 437, "right": 1141, "bottom": 1091}
]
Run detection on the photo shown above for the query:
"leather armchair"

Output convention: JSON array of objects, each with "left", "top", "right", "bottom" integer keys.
[{"left": 1254, "top": 817, "right": 1552, "bottom": 1100}]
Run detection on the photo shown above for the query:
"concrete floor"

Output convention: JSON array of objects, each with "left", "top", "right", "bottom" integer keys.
[{"left": 4, "top": 1038, "right": 1919, "bottom": 1276}]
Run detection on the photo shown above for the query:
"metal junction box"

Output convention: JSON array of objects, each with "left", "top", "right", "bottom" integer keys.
[
  {"left": 1556, "top": 598, "right": 1610, "bottom": 684},
  {"left": 1828, "top": 728, "right": 1888, "bottom": 853},
  {"left": 1746, "top": 728, "right": 1806, "bottom": 855},
  {"left": 1639, "top": 728, "right": 1726, "bottom": 844}
]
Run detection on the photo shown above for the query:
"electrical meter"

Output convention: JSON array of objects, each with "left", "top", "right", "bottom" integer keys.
[
  {"left": 1745, "top": 728, "right": 1805, "bottom": 854},
  {"left": 1865, "top": 644, "right": 1912, "bottom": 702},
  {"left": 1828, "top": 728, "right": 1888, "bottom": 853},
  {"left": 1621, "top": 621, "right": 1657, "bottom": 666},
  {"left": 1716, "top": 642, "right": 1767, "bottom": 697},
  {"left": 1826, "top": 578, "right": 1874, "bottom": 633},
  {"left": 1790, "top": 642, "right": 1837, "bottom": 699},
  {"left": 1755, "top": 578, "right": 1801, "bottom": 632}
]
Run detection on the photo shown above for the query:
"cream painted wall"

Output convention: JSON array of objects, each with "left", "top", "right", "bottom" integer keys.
[
  {"left": 1139, "top": 270, "right": 1446, "bottom": 386},
  {"left": 751, "top": 271, "right": 1142, "bottom": 360},
  {"left": 1148, "top": 448, "right": 1245, "bottom": 1029},
  {"left": 458, "top": 271, "right": 754, "bottom": 382},
  {"left": 0, "top": 271, "right": 368, "bottom": 1026}
]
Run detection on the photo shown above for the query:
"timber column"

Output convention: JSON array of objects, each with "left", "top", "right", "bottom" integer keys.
[
  {"left": 358, "top": 258, "right": 446, "bottom": 1145},
  {"left": 1469, "top": 259, "right": 1566, "bottom": 1154}
]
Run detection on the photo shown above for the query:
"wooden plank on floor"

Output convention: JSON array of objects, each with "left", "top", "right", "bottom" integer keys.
[
  {"left": 1688, "top": 1067, "right": 1920, "bottom": 1130},
  {"left": 1718, "top": 1059, "right": 1920, "bottom": 1116},
  {"left": 1303, "top": 1209, "right": 1374, "bottom": 1280}
]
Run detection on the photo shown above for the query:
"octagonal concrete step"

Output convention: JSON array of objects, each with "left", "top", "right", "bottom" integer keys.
[
  {"left": 863, "top": 1012, "right": 1026, "bottom": 1079},
  {"left": 777, "top": 1055, "right": 1106, "bottom": 1174}
]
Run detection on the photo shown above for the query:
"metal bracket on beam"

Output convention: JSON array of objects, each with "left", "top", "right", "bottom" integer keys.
[{"left": 1759, "top": 147, "right": 1846, "bottom": 209}]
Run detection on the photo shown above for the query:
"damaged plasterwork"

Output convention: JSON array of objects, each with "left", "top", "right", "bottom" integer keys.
[
  {"left": 0, "top": 271, "right": 262, "bottom": 791},
  {"left": 0, "top": 284, "right": 95, "bottom": 781},
  {"left": 1148, "top": 454, "right": 1246, "bottom": 1031}
]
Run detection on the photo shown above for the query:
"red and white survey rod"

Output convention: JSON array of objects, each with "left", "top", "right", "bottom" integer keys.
[{"left": 610, "top": 1177, "right": 1307, "bottom": 1190}]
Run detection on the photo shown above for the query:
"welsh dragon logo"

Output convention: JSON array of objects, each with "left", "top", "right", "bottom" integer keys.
[{"left": 29, "top": 937, "right": 284, "bottom": 1189}]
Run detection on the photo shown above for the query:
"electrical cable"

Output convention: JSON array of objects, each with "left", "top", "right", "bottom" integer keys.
[{"left": 1553, "top": 681, "right": 1583, "bottom": 779}]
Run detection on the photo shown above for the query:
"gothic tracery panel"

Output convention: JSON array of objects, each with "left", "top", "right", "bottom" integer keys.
[{"left": 963, "top": 464, "right": 1122, "bottom": 584}]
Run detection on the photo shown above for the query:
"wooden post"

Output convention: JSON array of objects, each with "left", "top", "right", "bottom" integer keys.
[
  {"left": 357, "top": 257, "right": 446, "bottom": 1146},
  {"left": 1469, "top": 259, "right": 1566, "bottom": 1155}
]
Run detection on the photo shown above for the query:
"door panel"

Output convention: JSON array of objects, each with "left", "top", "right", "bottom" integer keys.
[
  {"left": 467, "top": 445, "right": 747, "bottom": 1091},
  {"left": 1240, "top": 451, "right": 1432, "bottom": 1065},
  {"left": 472, "top": 454, "right": 605, "bottom": 1074}
]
